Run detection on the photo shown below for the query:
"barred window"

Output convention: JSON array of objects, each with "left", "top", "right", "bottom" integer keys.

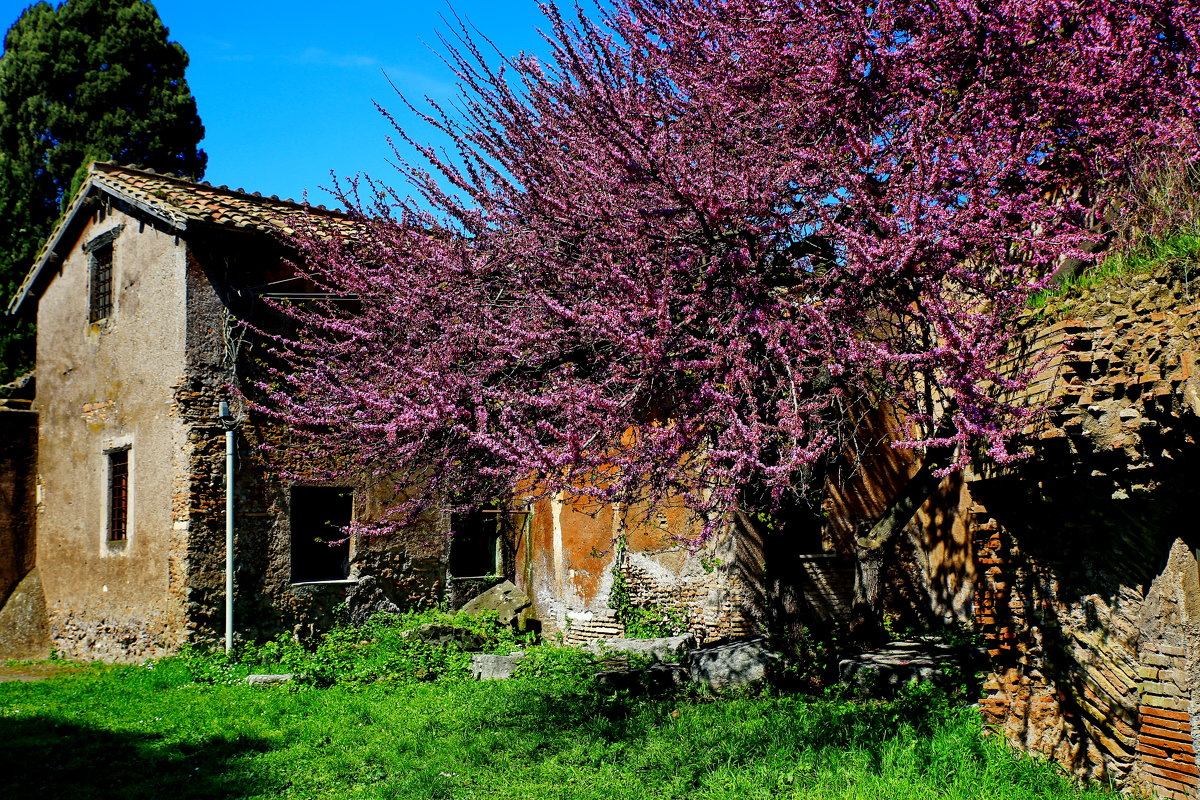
[
  {"left": 89, "top": 241, "right": 114, "bottom": 323},
  {"left": 107, "top": 449, "right": 129, "bottom": 542}
]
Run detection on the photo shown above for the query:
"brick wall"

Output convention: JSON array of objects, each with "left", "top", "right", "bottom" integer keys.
[
  {"left": 1138, "top": 643, "right": 1199, "bottom": 799},
  {"left": 968, "top": 270, "right": 1200, "bottom": 794}
]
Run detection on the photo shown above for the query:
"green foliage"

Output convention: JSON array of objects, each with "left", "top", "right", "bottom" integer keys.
[
  {"left": 0, "top": 660, "right": 1120, "bottom": 799},
  {"left": 1027, "top": 163, "right": 1200, "bottom": 319},
  {"left": 1029, "top": 220, "right": 1200, "bottom": 318},
  {"left": 174, "top": 609, "right": 531, "bottom": 688},
  {"left": 0, "top": 0, "right": 206, "bottom": 382},
  {"left": 608, "top": 537, "right": 689, "bottom": 638},
  {"left": 512, "top": 644, "right": 603, "bottom": 692},
  {"left": 618, "top": 602, "right": 689, "bottom": 639},
  {"left": 771, "top": 623, "right": 845, "bottom": 692}
]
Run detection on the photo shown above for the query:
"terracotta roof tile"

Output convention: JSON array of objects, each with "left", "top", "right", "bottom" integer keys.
[
  {"left": 87, "top": 162, "right": 357, "bottom": 237},
  {"left": 8, "top": 162, "right": 360, "bottom": 315}
]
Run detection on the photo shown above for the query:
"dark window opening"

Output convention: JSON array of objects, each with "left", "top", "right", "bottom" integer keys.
[
  {"left": 290, "top": 486, "right": 352, "bottom": 582},
  {"left": 107, "top": 449, "right": 129, "bottom": 542},
  {"left": 449, "top": 510, "right": 502, "bottom": 578},
  {"left": 89, "top": 241, "right": 114, "bottom": 322}
]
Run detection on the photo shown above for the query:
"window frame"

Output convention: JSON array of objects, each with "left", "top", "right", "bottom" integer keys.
[
  {"left": 288, "top": 484, "right": 356, "bottom": 585},
  {"left": 447, "top": 507, "right": 529, "bottom": 581},
  {"left": 83, "top": 225, "right": 123, "bottom": 324},
  {"left": 102, "top": 443, "right": 132, "bottom": 550}
]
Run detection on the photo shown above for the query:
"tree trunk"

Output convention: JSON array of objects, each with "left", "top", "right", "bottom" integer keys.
[{"left": 849, "top": 446, "right": 953, "bottom": 643}]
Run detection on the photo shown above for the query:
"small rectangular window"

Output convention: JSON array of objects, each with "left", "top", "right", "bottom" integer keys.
[
  {"left": 290, "top": 486, "right": 353, "bottom": 582},
  {"left": 449, "top": 509, "right": 502, "bottom": 578},
  {"left": 107, "top": 449, "right": 129, "bottom": 542},
  {"left": 89, "top": 241, "right": 114, "bottom": 322}
]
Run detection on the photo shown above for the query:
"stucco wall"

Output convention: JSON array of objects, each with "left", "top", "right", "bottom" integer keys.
[
  {"left": 34, "top": 199, "right": 190, "bottom": 661},
  {"left": 516, "top": 497, "right": 762, "bottom": 644}
]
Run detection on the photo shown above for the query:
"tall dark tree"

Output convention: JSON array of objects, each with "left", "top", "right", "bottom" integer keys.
[{"left": 0, "top": 0, "right": 206, "bottom": 383}]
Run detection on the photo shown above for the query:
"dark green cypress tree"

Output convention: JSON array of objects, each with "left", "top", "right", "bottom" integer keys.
[{"left": 0, "top": 0, "right": 206, "bottom": 384}]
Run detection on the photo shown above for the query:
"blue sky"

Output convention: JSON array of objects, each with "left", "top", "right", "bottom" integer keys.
[{"left": 4, "top": 0, "right": 566, "bottom": 205}]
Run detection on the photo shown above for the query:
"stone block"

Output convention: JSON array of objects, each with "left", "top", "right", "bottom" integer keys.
[
  {"left": 460, "top": 581, "right": 535, "bottom": 632},
  {"left": 584, "top": 635, "right": 695, "bottom": 662},
  {"left": 470, "top": 652, "right": 525, "bottom": 680},
  {"left": 1159, "top": 669, "right": 1190, "bottom": 689},
  {"left": 1142, "top": 681, "right": 1183, "bottom": 698},
  {"left": 840, "top": 639, "right": 986, "bottom": 697},
  {"left": 595, "top": 663, "right": 689, "bottom": 693},
  {"left": 245, "top": 673, "right": 294, "bottom": 686},
  {"left": 1143, "top": 694, "right": 1190, "bottom": 712},
  {"left": 1144, "top": 652, "right": 1179, "bottom": 668},
  {"left": 402, "top": 623, "right": 487, "bottom": 651},
  {"left": 686, "top": 637, "right": 778, "bottom": 692}
]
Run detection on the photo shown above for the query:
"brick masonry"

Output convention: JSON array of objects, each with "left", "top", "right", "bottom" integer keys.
[{"left": 969, "top": 271, "right": 1200, "bottom": 795}]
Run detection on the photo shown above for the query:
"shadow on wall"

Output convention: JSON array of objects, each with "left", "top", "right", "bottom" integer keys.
[
  {"left": 973, "top": 469, "right": 1195, "bottom": 604},
  {"left": 731, "top": 495, "right": 855, "bottom": 647},
  {"left": 822, "top": 413, "right": 977, "bottom": 631},
  {"left": 0, "top": 716, "right": 274, "bottom": 799},
  {"left": 0, "top": 409, "right": 47, "bottom": 659},
  {"left": 970, "top": 443, "right": 1200, "bottom": 785},
  {"left": 731, "top": 448, "right": 978, "bottom": 649}
]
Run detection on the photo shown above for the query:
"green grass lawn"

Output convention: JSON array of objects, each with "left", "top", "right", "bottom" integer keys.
[{"left": 0, "top": 656, "right": 1120, "bottom": 800}]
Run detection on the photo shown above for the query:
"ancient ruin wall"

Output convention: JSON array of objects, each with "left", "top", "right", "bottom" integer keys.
[
  {"left": 969, "top": 271, "right": 1200, "bottom": 794},
  {"left": 516, "top": 498, "right": 761, "bottom": 644}
]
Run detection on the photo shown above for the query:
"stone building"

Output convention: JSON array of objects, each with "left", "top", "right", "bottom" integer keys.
[
  {"left": 0, "top": 162, "right": 990, "bottom": 661},
  {"left": 0, "top": 163, "right": 842, "bottom": 659},
  {"left": 1, "top": 162, "right": 446, "bottom": 660}
]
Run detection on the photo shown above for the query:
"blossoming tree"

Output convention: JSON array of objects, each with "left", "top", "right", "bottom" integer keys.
[{"left": 265, "top": 0, "right": 1198, "bottom": 628}]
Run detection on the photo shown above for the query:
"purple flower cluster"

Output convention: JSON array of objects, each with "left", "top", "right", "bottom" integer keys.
[{"left": 262, "top": 0, "right": 1200, "bottom": 537}]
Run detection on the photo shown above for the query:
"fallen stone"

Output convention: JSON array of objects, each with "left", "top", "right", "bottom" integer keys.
[
  {"left": 402, "top": 623, "right": 487, "bottom": 651},
  {"left": 685, "top": 637, "right": 778, "bottom": 692},
  {"left": 838, "top": 639, "right": 985, "bottom": 695},
  {"left": 245, "top": 673, "right": 294, "bottom": 686},
  {"left": 584, "top": 635, "right": 695, "bottom": 662},
  {"left": 471, "top": 652, "right": 526, "bottom": 680},
  {"left": 595, "top": 662, "right": 689, "bottom": 693},
  {"left": 460, "top": 580, "right": 535, "bottom": 631}
]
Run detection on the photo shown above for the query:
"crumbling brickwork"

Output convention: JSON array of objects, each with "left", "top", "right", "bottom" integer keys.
[{"left": 969, "top": 271, "right": 1200, "bottom": 794}]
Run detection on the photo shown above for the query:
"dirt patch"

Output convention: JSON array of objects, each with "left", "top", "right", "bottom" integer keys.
[{"left": 0, "top": 661, "right": 86, "bottom": 682}]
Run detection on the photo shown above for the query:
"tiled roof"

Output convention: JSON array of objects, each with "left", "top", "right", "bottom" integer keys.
[
  {"left": 9, "top": 162, "right": 356, "bottom": 314},
  {"left": 86, "top": 161, "right": 355, "bottom": 236}
]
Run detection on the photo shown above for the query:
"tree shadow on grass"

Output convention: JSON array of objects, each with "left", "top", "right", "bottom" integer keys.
[
  {"left": 489, "top": 680, "right": 957, "bottom": 770},
  {"left": 0, "top": 715, "right": 276, "bottom": 799}
]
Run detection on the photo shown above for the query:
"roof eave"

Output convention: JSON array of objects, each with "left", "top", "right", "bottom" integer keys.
[{"left": 7, "top": 177, "right": 187, "bottom": 316}]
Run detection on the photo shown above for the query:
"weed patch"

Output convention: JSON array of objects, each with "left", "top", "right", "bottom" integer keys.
[
  {"left": 0, "top": 616, "right": 1122, "bottom": 799},
  {"left": 0, "top": 656, "right": 1121, "bottom": 798}
]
